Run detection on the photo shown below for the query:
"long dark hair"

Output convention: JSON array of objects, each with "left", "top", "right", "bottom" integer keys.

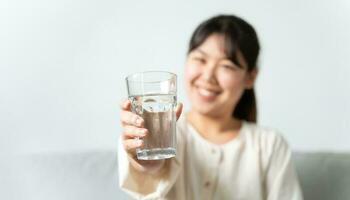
[{"left": 188, "top": 14, "right": 260, "bottom": 122}]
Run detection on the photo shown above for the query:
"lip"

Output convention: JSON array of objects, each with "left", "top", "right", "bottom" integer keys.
[{"left": 194, "top": 85, "right": 221, "bottom": 102}]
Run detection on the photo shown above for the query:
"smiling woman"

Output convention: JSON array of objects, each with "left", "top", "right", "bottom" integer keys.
[
  {"left": 185, "top": 34, "right": 256, "bottom": 119},
  {"left": 186, "top": 15, "right": 259, "bottom": 123},
  {"left": 118, "top": 14, "right": 303, "bottom": 200}
]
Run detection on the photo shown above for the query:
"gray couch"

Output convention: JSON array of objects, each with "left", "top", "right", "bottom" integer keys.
[
  {"left": 2, "top": 151, "right": 350, "bottom": 200},
  {"left": 293, "top": 152, "right": 350, "bottom": 200}
]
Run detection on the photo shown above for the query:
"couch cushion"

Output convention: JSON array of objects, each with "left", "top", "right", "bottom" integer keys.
[
  {"left": 1, "top": 151, "right": 130, "bottom": 200},
  {"left": 293, "top": 152, "right": 350, "bottom": 200}
]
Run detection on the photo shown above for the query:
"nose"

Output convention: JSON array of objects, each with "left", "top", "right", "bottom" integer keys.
[{"left": 202, "top": 63, "right": 217, "bottom": 82}]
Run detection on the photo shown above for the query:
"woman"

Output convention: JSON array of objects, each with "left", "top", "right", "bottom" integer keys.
[{"left": 119, "top": 14, "right": 303, "bottom": 200}]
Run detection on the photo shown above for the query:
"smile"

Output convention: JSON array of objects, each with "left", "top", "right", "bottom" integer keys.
[{"left": 195, "top": 86, "right": 222, "bottom": 101}]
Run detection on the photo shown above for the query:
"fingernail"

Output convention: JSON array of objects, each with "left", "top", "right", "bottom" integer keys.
[
  {"left": 138, "top": 129, "right": 146, "bottom": 136},
  {"left": 136, "top": 140, "right": 142, "bottom": 146},
  {"left": 136, "top": 118, "right": 142, "bottom": 126}
]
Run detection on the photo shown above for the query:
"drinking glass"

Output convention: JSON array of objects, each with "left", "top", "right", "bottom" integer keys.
[{"left": 126, "top": 71, "right": 177, "bottom": 160}]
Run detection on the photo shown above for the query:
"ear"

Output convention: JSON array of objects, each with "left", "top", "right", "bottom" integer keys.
[{"left": 245, "top": 68, "right": 258, "bottom": 89}]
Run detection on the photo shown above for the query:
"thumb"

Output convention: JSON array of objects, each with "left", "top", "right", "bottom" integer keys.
[{"left": 175, "top": 102, "right": 183, "bottom": 121}]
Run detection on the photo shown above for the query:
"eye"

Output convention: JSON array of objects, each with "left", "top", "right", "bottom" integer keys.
[
  {"left": 221, "top": 64, "right": 237, "bottom": 70},
  {"left": 192, "top": 56, "right": 206, "bottom": 64}
]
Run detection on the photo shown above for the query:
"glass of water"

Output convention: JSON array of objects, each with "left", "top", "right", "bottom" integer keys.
[{"left": 126, "top": 71, "right": 177, "bottom": 160}]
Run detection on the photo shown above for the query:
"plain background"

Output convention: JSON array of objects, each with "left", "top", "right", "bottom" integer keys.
[{"left": 1, "top": 0, "right": 350, "bottom": 156}]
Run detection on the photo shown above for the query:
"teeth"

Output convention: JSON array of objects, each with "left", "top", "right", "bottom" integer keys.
[{"left": 198, "top": 88, "right": 217, "bottom": 97}]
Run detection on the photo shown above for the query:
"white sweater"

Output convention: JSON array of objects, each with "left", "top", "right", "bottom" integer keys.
[{"left": 118, "top": 116, "right": 303, "bottom": 200}]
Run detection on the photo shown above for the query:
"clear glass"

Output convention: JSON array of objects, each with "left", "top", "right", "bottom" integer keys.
[{"left": 126, "top": 71, "right": 177, "bottom": 160}]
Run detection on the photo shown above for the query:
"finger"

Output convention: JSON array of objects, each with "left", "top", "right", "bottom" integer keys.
[
  {"left": 175, "top": 102, "right": 183, "bottom": 120},
  {"left": 123, "top": 139, "right": 143, "bottom": 152},
  {"left": 120, "top": 99, "right": 131, "bottom": 110},
  {"left": 123, "top": 126, "right": 148, "bottom": 139},
  {"left": 120, "top": 110, "right": 144, "bottom": 127}
]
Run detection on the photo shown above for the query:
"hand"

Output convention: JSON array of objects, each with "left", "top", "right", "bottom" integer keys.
[{"left": 119, "top": 99, "right": 183, "bottom": 172}]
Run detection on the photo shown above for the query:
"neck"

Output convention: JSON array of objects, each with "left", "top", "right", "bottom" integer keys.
[{"left": 186, "top": 110, "right": 242, "bottom": 135}]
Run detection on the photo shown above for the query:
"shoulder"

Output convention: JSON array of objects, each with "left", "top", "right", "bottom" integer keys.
[
  {"left": 242, "top": 122, "right": 290, "bottom": 154},
  {"left": 242, "top": 122, "right": 294, "bottom": 172}
]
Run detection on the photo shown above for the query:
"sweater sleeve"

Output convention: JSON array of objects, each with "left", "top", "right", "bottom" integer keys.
[
  {"left": 117, "top": 126, "right": 184, "bottom": 200},
  {"left": 265, "top": 134, "right": 303, "bottom": 200}
]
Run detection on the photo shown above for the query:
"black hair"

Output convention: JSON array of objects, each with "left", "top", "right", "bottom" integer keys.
[{"left": 188, "top": 14, "right": 260, "bottom": 122}]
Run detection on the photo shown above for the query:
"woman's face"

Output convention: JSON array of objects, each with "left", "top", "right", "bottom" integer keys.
[{"left": 185, "top": 34, "right": 257, "bottom": 118}]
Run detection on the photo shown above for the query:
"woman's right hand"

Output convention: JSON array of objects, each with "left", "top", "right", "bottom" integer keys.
[
  {"left": 120, "top": 99, "right": 148, "bottom": 158},
  {"left": 119, "top": 99, "right": 183, "bottom": 174}
]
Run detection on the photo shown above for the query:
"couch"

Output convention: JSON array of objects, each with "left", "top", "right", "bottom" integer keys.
[{"left": 2, "top": 151, "right": 349, "bottom": 200}]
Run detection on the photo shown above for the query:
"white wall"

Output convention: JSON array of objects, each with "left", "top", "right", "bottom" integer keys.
[{"left": 1, "top": 0, "right": 349, "bottom": 154}]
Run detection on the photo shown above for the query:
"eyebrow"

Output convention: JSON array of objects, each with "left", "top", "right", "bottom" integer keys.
[
  {"left": 194, "top": 49, "right": 208, "bottom": 56},
  {"left": 195, "top": 48, "right": 230, "bottom": 62},
  {"left": 194, "top": 48, "right": 245, "bottom": 69}
]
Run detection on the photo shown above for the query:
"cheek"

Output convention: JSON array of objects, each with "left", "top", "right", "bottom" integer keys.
[
  {"left": 217, "top": 71, "right": 244, "bottom": 90},
  {"left": 184, "top": 63, "right": 201, "bottom": 85}
]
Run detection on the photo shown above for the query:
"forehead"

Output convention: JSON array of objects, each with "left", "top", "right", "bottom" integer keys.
[
  {"left": 194, "top": 34, "right": 226, "bottom": 59},
  {"left": 191, "top": 33, "right": 248, "bottom": 69}
]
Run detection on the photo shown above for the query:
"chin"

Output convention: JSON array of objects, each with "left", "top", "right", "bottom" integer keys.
[{"left": 192, "top": 104, "right": 224, "bottom": 117}]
